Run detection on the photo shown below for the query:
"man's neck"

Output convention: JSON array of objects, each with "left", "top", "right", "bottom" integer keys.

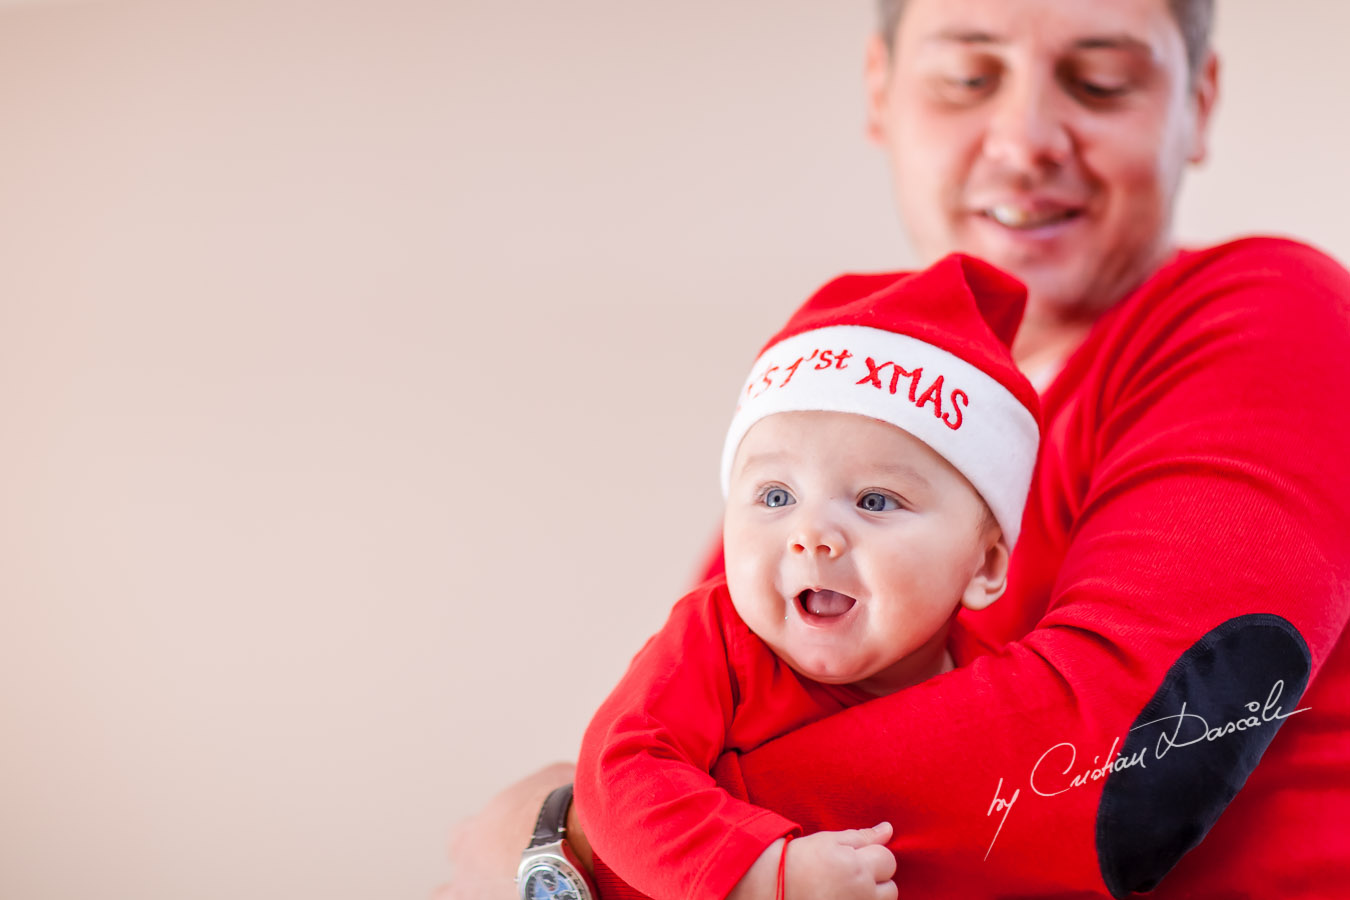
[
  {"left": 1008, "top": 240, "right": 1178, "bottom": 385},
  {"left": 1011, "top": 305, "right": 1098, "bottom": 389}
]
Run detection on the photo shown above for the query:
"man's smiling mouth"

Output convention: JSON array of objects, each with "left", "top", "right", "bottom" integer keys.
[
  {"left": 983, "top": 204, "right": 1083, "bottom": 229},
  {"left": 796, "top": 588, "right": 857, "bottom": 618}
]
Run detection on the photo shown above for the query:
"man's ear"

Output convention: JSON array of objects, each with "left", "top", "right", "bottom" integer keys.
[
  {"left": 1187, "top": 51, "right": 1220, "bottom": 165},
  {"left": 961, "top": 536, "right": 1010, "bottom": 612},
  {"left": 864, "top": 33, "right": 893, "bottom": 145}
]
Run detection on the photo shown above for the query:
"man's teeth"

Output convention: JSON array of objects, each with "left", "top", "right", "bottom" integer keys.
[{"left": 987, "top": 205, "right": 1074, "bottom": 228}]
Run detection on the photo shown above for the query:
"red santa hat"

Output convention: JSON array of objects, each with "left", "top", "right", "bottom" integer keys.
[{"left": 721, "top": 253, "right": 1041, "bottom": 546}]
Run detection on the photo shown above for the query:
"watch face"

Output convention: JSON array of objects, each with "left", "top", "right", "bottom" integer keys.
[{"left": 520, "top": 862, "right": 587, "bottom": 900}]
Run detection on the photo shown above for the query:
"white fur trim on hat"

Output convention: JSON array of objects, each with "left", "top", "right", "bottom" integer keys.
[{"left": 720, "top": 324, "right": 1039, "bottom": 546}]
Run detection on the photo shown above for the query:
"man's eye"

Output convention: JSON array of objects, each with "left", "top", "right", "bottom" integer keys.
[
  {"left": 941, "top": 73, "right": 993, "bottom": 96},
  {"left": 941, "top": 66, "right": 998, "bottom": 92},
  {"left": 762, "top": 488, "right": 794, "bottom": 508},
  {"left": 1078, "top": 80, "right": 1128, "bottom": 100},
  {"left": 858, "top": 492, "right": 899, "bottom": 512},
  {"left": 952, "top": 74, "right": 989, "bottom": 89},
  {"left": 928, "top": 68, "right": 998, "bottom": 107}
]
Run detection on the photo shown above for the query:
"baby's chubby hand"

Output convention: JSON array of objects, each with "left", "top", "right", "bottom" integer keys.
[
  {"left": 728, "top": 822, "right": 897, "bottom": 900},
  {"left": 786, "top": 823, "right": 897, "bottom": 900}
]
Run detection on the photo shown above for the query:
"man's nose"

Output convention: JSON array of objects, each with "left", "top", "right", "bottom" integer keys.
[
  {"left": 981, "top": 74, "right": 1073, "bottom": 174},
  {"left": 788, "top": 517, "right": 846, "bottom": 559}
]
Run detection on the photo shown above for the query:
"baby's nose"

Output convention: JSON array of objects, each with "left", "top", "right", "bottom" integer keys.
[{"left": 788, "top": 521, "right": 846, "bottom": 558}]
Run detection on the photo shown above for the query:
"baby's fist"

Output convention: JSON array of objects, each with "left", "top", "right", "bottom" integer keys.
[{"left": 787, "top": 823, "right": 897, "bottom": 900}]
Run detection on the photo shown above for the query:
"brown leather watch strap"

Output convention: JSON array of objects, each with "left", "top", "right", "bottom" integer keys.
[{"left": 527, "top": 784, "right": 574, "bottom": 850}]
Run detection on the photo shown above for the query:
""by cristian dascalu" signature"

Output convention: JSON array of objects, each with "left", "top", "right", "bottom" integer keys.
[{"left": 983, "top": 679, "right": 1310, "bottom": 860}]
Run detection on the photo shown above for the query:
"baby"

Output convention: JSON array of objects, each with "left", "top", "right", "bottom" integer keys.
[{"left": 574, "top": 254, "right": 1041, "bottom": 900}]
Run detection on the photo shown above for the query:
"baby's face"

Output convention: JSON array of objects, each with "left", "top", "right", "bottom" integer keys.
[{"left": 723, "top": 410, "right": 1002, "bottom": 695}]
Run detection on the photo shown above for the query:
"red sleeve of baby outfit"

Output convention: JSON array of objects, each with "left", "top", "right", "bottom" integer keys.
[
  {"left": 576, "top": 581, "right": 798, "bottom": 900},
  {"left": 720, "top": 239, "right": 1350, "bottom": 897}
]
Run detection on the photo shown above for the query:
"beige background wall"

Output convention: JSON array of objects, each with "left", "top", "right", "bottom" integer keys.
[{"left": 2, "top": 2, "right": 1347, "bottom": 898}]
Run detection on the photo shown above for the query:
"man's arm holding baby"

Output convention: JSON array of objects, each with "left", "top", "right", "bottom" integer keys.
[
  {"left": 442, "top": 762, "right": 895, "bottom": 900},
  {"left": 442, "top": 770, "right": 899, "bottom": 900}
]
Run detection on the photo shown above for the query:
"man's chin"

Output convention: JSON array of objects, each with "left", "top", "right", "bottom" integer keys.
[{"left": 971, "top": 253, "right": 1110, "bottom": 318}]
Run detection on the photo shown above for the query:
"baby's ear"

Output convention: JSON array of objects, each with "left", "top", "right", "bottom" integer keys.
[{"left": 961, "top": 535, "right": 1010, "bottom": 612}]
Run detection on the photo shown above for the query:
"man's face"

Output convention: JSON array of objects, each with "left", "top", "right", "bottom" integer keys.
[
  {"left": 866, "top": 0, "right": 1217, "bottom": 314},
  {"left": 723, "top": 411, "right": 1005, "bottom": 696}
]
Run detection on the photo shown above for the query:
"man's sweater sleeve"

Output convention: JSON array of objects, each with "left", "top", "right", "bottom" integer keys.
[
  {"left": 576, "top": 585, "right": 798, "bottom": 900},
  {"left": 724, "top": 241, "right": 1350, "bottom": 896}
]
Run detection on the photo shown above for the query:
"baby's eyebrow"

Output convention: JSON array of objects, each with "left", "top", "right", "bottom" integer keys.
[
  {"left": 869, "top": 462, "right": 933, "bottom": 491},
  {"left": 736, "top": 451, "right": 792, "bottom": 475}
]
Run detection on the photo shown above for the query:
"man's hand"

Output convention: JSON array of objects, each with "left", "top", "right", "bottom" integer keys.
[
  {"left": 432, "top": 762, "right": 575, "bottom": 900},
  {"left": 729, "top": 823, "right": 897, "bottom": 900}
]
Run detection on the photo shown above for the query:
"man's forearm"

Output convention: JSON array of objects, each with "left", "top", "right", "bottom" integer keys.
[{"left": 440, "top": 761, "right": 577, "bottom": 900}]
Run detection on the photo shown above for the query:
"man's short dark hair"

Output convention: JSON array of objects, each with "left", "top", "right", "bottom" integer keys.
[{"left": 875, "top": 0, "right": 1214, "bottom": 80}]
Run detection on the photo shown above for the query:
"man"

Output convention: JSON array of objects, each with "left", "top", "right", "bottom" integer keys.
[
  {"left": 445, "top": 0, "right": 1350, "bottom": 896},
  {"left": 864, "top": 0, "right": 1215, "bottom": 377}
]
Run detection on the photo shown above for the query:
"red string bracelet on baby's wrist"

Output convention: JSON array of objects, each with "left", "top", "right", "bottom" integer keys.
[{"left": 776, "top": 834, "right": 793, "bottom": 900}]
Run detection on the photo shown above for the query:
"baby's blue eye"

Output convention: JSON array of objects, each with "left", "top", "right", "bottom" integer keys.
[
  {"left": 858, "top": 492, "right": 899, "bottom": 512},
  {"left": 763, "top": 488, "right": 794, "bottom": 508}
]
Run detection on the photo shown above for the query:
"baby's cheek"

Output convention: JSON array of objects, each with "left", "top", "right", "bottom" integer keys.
[{"left": 729, "top": 583, "right": 776, "bottom": 634}]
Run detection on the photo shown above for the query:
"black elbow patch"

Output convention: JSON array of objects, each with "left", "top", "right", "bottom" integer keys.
[{"left": 1096, "top": 615, "right": 1311, "bottom": 898}]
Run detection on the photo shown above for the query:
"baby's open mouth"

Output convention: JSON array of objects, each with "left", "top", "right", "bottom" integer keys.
[{"left": 796, "top": 589, "right": 857, "bottom": 618}]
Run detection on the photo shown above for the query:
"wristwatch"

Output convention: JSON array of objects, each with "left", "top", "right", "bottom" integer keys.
[{"left": 517, "top": 784, "right": 596, "bottom": 900}]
